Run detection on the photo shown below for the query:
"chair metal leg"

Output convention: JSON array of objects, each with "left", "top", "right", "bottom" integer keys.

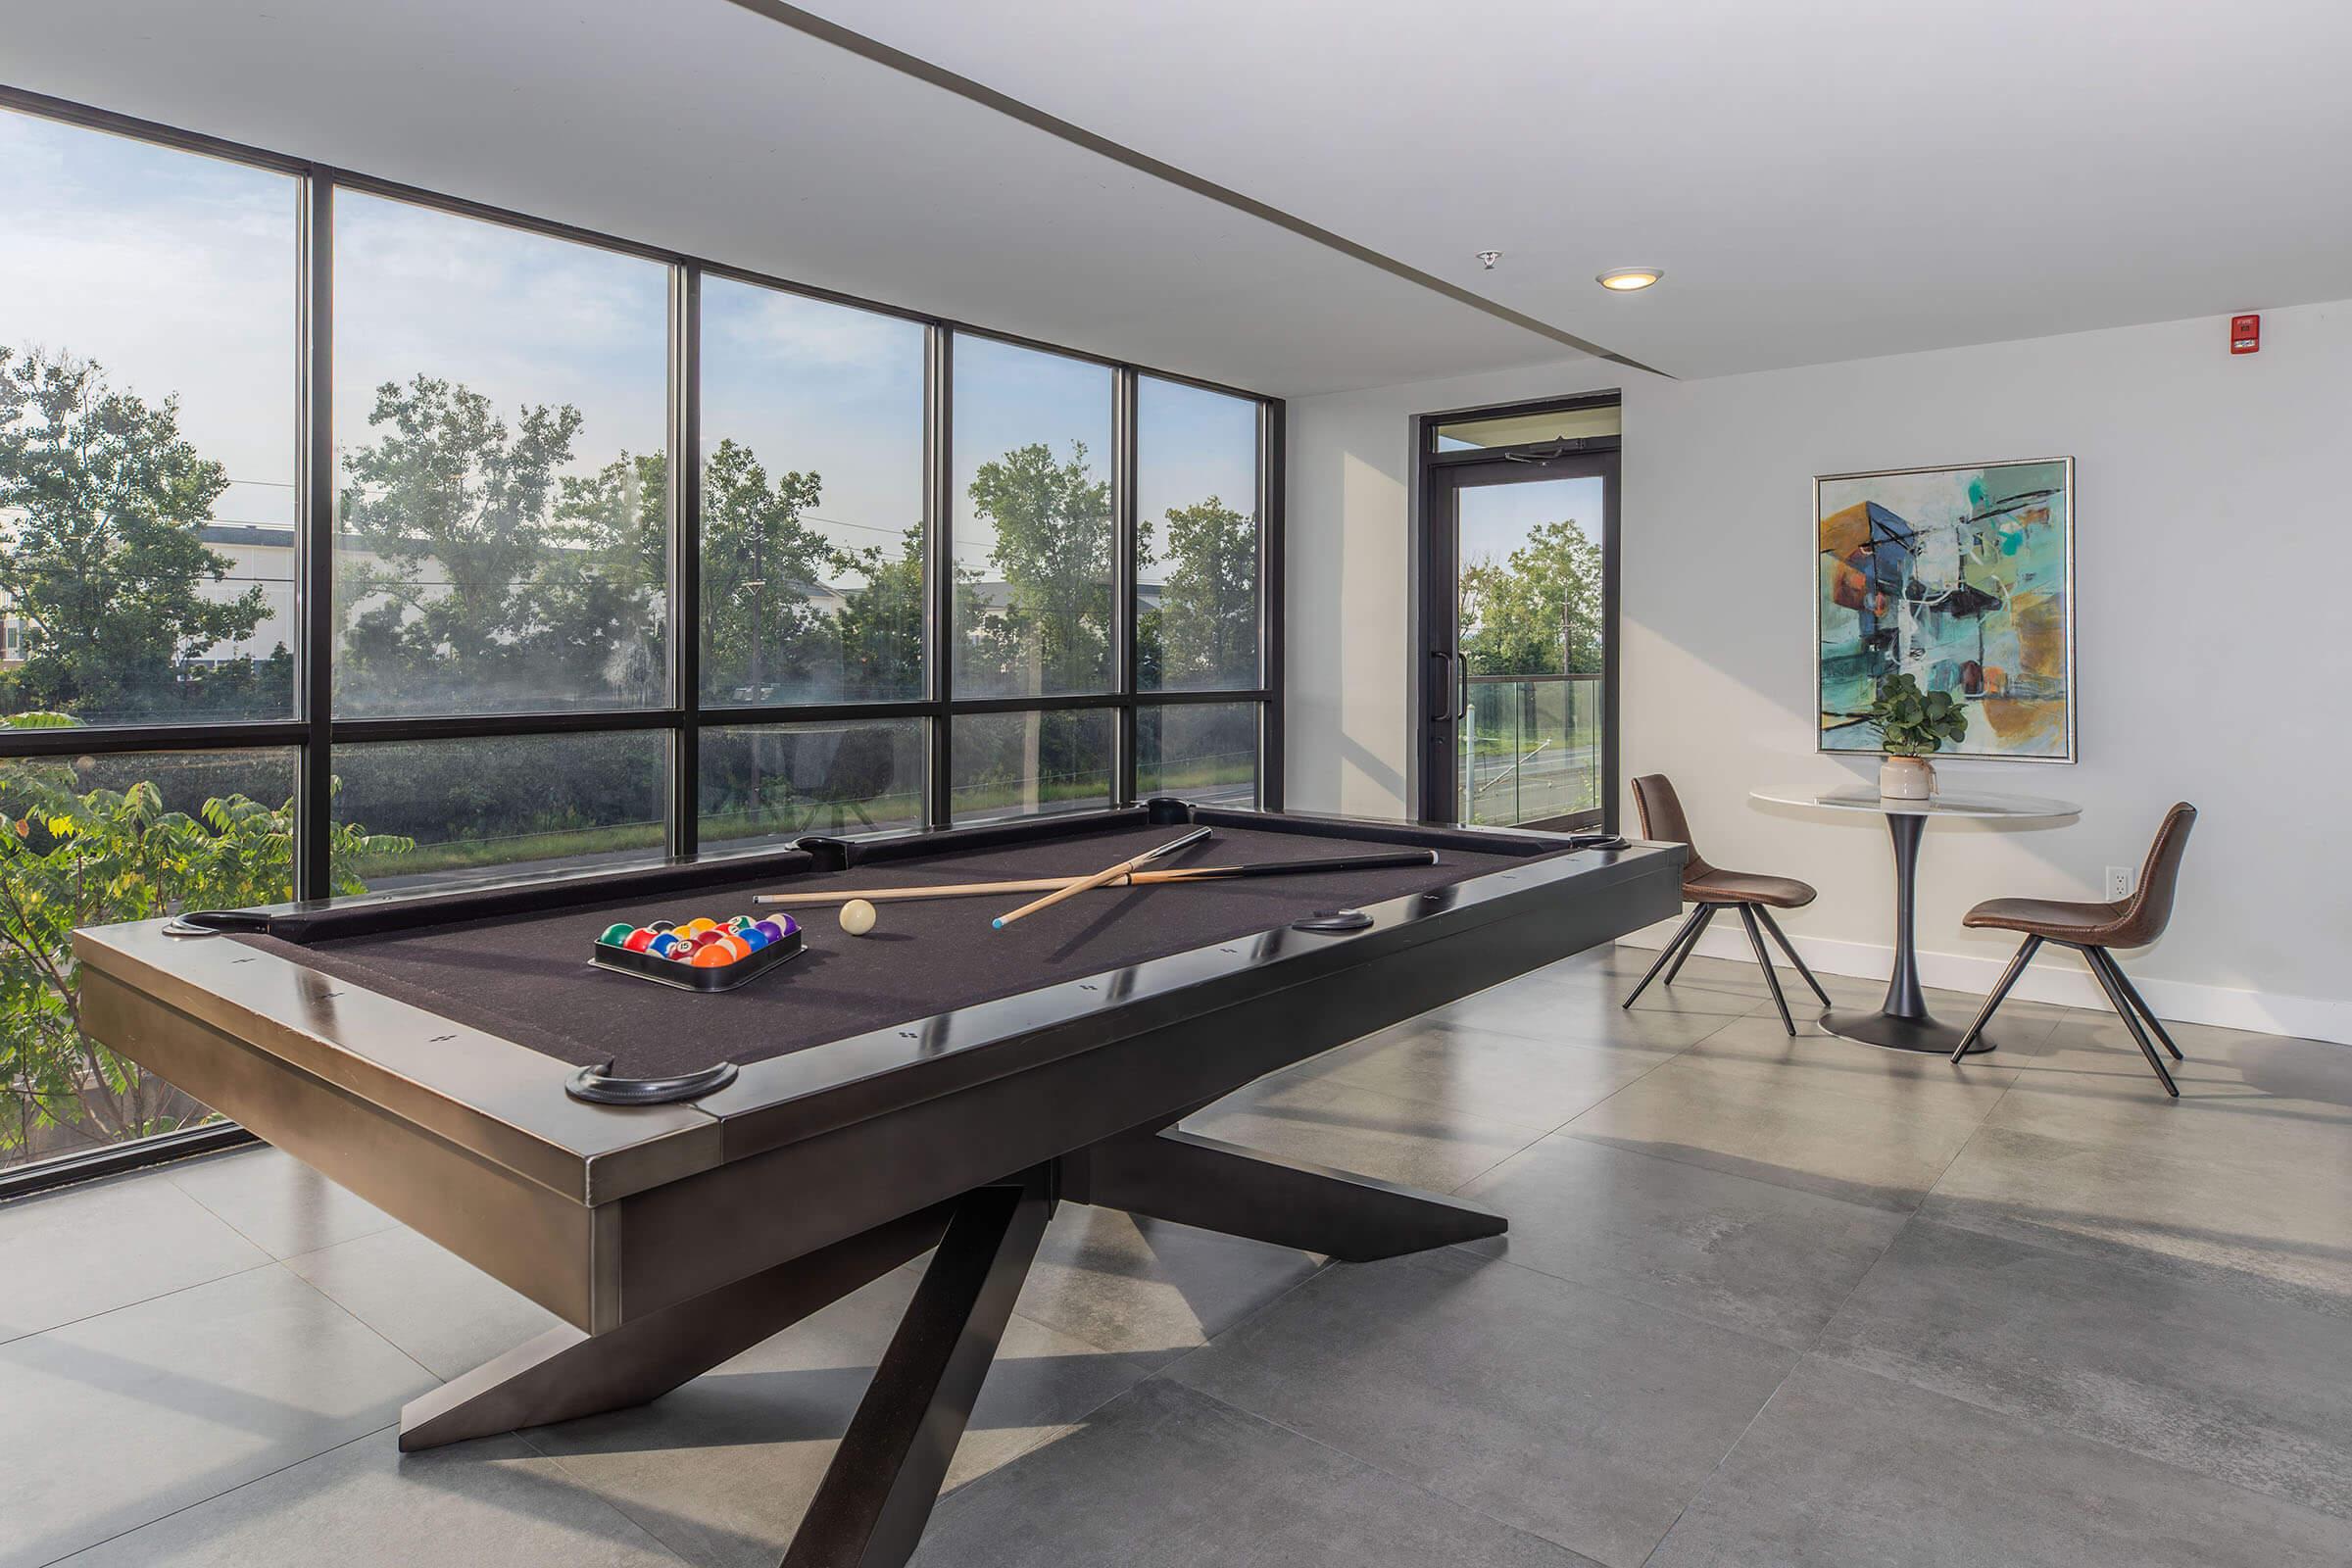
[
  {"left": 2088, "top": 948, "right": 2183, "bottom": 1060},
  {"left": 1951, "top": 935, "right": 2040, "bottom": 1062},
  {"left": 1737, "top": 904, "right": 1796, "bottom": 1035},
  {"left": 1752, "top": 906, "right": 1832, "bottom": 1006},
  {"left": 2082, "top": 947, "right": 2179, "bottom": 1097},
  {"left": 1661, "top": 905, "right": 1718, "bottom": 986},
  {"left": 1624, "top": 904, "right": 1710, "bottom": 1008}
]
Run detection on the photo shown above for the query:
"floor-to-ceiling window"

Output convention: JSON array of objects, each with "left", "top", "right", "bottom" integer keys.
[{"left": 0, "top": 90, "right": 1281, "bottom": 1187}]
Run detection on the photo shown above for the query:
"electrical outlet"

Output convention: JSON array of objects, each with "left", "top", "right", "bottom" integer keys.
[{"left": 2105, "top": 864, "right": 2135, "bottom": 901}]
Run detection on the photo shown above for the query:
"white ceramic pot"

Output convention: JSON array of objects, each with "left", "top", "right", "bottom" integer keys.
[{"left": 1880, "top": 755, "right": 1937, "bottom": 800}]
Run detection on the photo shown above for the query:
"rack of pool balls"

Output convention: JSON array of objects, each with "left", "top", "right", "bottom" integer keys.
[{"left": 592, "top": 912, "right": 804, "bottom": 992}]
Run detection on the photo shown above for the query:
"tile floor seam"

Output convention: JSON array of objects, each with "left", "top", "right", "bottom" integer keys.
[
  {"left": 1149, "top": 1254, "right": 1338, "bottom": 1387},
  {"left": 1431, "top": 1032, "right": 1711, "bottom": 1199},
  {"left": 161, "top": 1158, "right": 405, "bottom": 1260},
  {"left": 512, "top": 1443, "right": 708, "bottom": 1565},
  {"left": 1780, "top": 1351, "right": 2352, "bottom": 1537},
  {"left": 1450, "top": 1007, "right": 1750, "bottom": 1193},
  {"left": 1131, "top": 1377, "right": 1604, "bottom": 1566},
  {"left": 1632, "top": 1355, "right": 1811, "bottom": 1568},
  {"left": 28, "top": 1422, "right": 404, "bottom": 1568},
  {"left": 1431, "top": 1235, "right": 1808, "bottom": 1364},
  {"left": 1895, "top": 1055, "right": 2342, "bottom": 1310},
  {"left": 0, "top": 1252, "right": 283, "bottom": 1349},
  {"left": 1805, "top": 1216, "right": 2352, "bottom": 1527},
  {"left": 270, "top": 1255, "right": 450, "bottom": 1392}
]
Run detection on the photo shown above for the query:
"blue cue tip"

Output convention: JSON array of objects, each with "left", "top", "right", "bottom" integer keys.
[{"left": 991, "top": 917, "right": 1004, "bottom": 929}]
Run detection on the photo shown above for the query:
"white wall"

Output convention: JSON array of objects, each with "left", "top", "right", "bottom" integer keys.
[{"left": 1285, "top": 299, "right": 2352, "bottom": 1041}]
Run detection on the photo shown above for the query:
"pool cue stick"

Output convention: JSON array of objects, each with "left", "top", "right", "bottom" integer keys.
[
  {"left": 992, "top": 825, "right": 1214, "bottom": 930},
  {"left": 752, "top": 848, "right": 1439, "bottom": 907}
]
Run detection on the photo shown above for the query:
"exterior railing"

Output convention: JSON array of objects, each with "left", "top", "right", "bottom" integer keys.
[{"left": 1460, "top": 671, "right": 1602, "bottom": 828}]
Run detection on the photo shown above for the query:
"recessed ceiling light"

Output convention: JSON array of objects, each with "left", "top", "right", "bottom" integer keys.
[
  {"left": 1596, "top": 268, "right": 1662, "bottom": 291},
  {"left": 1476, "top": 251, "right": 1502, "bottom": 270}
]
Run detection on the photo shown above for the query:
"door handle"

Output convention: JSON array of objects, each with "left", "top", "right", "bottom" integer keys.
[{"left": 1431, "top": 650, "right": 1463, "bottom": 722}]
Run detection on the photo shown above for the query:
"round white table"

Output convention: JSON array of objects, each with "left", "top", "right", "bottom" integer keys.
[{"left": 1750, "top": 786, "right": 2081, "bottom": 1054}]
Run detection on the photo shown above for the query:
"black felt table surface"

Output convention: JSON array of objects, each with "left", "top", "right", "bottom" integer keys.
[{"left": 235, "top": 822, "right": 1552, "bottom": 1079}]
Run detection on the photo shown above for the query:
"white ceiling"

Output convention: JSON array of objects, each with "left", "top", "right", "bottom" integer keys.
[
  {"left": 8, "top": 0, "right": 2350, "bottom": 391},
  {"left": 0, "top": 0, "right": 1574, "bottom": 399},
  {"left": 795, "top": 0, "right": 2352, "bottom": 378}
]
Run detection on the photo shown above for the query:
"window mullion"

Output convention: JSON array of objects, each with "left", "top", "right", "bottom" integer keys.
[
  {"left": 297, "top": 172, "right": 336, "bottom": 901},
  {"left": 668, "top": 265, "right": 702, "bottom": 858}
]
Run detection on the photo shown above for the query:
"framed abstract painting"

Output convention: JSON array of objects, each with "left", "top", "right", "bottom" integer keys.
[{"left": 1815, "top": 458, "right": 2076, "bottom": 762}]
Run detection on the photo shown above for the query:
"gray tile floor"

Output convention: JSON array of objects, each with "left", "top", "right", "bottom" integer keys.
[{"left": 6, "top": 945, "right": 2350, "bottom": 1567}]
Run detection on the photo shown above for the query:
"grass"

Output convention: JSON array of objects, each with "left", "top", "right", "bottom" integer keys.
[{"left": 339, "top": 758, "right": 1260, "bottom": 881}]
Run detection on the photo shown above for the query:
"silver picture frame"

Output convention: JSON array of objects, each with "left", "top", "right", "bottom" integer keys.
[{"left": 1812, "top": 456, "right": 2077, "bottom": 764}]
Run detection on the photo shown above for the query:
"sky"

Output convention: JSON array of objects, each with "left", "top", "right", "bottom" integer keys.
[
  {"left": 1456, "top": 474, "right": 1605, "bottom": 571},
  {"left": 3, "top": 104, "right": 1259, "bottom": 604}
]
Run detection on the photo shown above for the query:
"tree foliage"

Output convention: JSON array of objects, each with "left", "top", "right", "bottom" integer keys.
[
  {"left": 0, "top": 348, "right": 270, "bottom": 720},
  {"left": 1458, "top": 516, "right": 1603, "bottom": 677},
  {"left": 961, "top": 441, "right": 1114, "bottom": 694},
  {"left": 1142, "top": 496, "right": 1256, "bottom": 690},
  {"left": 335, "top": 374, "right": 664, "bottom": 710},
  {"left": 0, "top": 743, "right": 411, "bottom": 1161}
]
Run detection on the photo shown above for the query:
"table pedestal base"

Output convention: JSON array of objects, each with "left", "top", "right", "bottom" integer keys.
[{"left": 1822, "top": 1008, "right": 1997, "bottom": 1056}]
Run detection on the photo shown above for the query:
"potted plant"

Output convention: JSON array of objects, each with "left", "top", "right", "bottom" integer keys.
[{"left": 1865, "top": 672, "right": 1966, "bottom": 799}]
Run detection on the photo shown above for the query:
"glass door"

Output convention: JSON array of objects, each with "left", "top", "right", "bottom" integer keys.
[{"left": 1421, "top": 442, "right": 1617, "bottom": 830}]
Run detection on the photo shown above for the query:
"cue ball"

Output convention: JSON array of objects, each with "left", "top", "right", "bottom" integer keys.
[{"left": 839, "top": 898, "right": 878, "bottom": 937}]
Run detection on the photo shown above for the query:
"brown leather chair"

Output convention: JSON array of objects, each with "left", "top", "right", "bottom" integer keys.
[
  {"left": 1622, "top": 774, "right": 1830, "bottom": 1034},
  {"left": 1953, "top": 804, "right": 2195, "bottom": 1095}
]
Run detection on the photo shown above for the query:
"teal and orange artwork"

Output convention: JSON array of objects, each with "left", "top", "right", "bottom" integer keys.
[{"left": 1816, "top": 458, "right": 2075, "bottom": 760}]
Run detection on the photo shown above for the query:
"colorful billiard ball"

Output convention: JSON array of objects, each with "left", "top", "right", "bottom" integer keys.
[
  {"left": 839, "top": 899, "right": 877, "bottom": 937},
  {"left": 753, "top": 918, "right": 787, "bottom": 943},
  {"left": 682, "top": 917, "right": 718, "bottom": 937},
  {"left": 739, "top": 925, "right": 770, "bottom": 951},
  {"left": 688, "top": 946, "right": 732, "bottom": 968},
  {"left": 648, "top": 933, "right": 683, "bottom": 958},
  {"left": 599, "top": 923, "right": 636, "bottom": 948},
  {"left": 711, "top": 934, "right": 751, "bottom": 961},
  {"left": 622, "top": 929, "right": 658, "bottom": 954}
]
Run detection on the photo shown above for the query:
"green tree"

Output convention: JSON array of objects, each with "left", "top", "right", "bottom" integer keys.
[
  {"left": 0, "top": 737, "right": 410, "bottom": 1163},
  {"left": 829, "top": 523, "right": 952, "bottom": 701},
  {"left": 337, "top": 373, "right": 668, "bottom": 710},
  {"left": 550, "top": 449, "right": 668, "bottom": 706},
  {"left": 697, "top": 439, "right": 837, "bottom": 700},
  {"left": 1458, "top": 516, "right": 1603, "bottom": 677},
  {"left": 0, "top": 348, "right": 270, "bottom": 720},
  {"left": 1144, "top": 496, "right": 1256, "bottom": 689},
  {"left": 963, "top": 441, "right": 1112, "bottom": 694}
]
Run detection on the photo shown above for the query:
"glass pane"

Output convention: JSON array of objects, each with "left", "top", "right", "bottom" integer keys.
[
  {"left": 1, "top": 748, "right": 296, "bottom": 1173},
  {"left": 701, "top": 280, "right": 926, "bottom": 706},
  {"left": 951, "top": 337, "right": 1113, "bottom": 699},
  {"left": 1435, "top": 403, "right": 1619, "bottom": 452},
  {"left": 333, "top": 193, "right": 670, "bottom": 717},
  {"left": 329, "top": 732, "right": 666, "bottom": 892},
  {"left": 0, "top": 109, "right": 299, "bottom": 726},
  {"left": 1138, "top": 703, "right": 1257, "bottom": 808},
  {"left": 1137, "top": 378, "right": 1259, "bottom": 692},
  {"left": 950, "top": 709, "right": 1113, "bottom": 822},
  {"left": 700, "top": 719, "right": 925, "bottom": 849},
  {"left": 1456, "top": 475, "right": 1606, "bottom": 827}
]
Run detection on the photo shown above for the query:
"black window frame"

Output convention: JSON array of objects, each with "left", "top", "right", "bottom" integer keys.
[
  {"left": 0, "top": 83, "right": 1284, "bottom": 1194},
  {"left": 1410, "top": 391, "right": 1620, "bottom": 834},
  {"left": 0, "top": 83, "right": 1283, "bottom": 877}
]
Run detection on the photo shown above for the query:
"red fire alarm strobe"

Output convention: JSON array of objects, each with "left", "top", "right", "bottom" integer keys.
[{"left": 2230, "top": 314, "right": 2261, "bottom": 355}]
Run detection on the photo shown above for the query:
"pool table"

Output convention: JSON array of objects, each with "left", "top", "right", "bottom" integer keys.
[{"left": 74, "top": 800, "right": 1681, "bottom": 1567}]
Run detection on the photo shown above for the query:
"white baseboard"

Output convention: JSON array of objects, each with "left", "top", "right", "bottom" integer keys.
[{"left": 1618, "top": 924, "right": 2352, "bottom": 1047}]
